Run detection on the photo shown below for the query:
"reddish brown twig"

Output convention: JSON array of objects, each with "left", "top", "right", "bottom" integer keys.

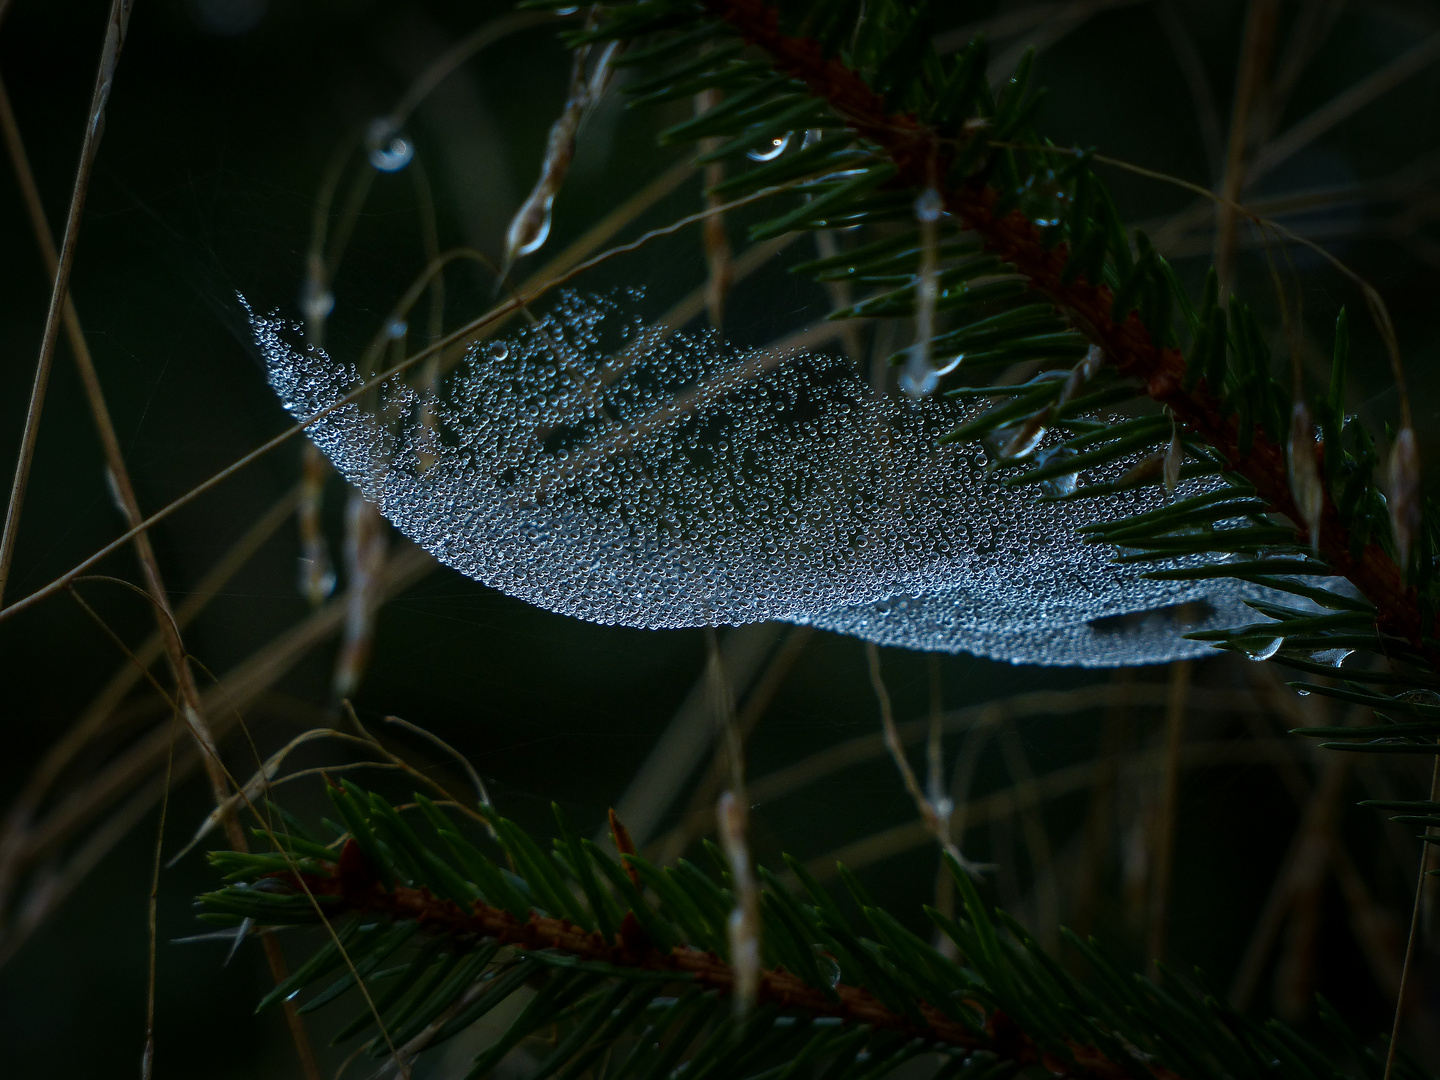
[
  {"left": 701, "top": 0, "right": 1422, "bottom": 653},
  {"left": 281, "top": 840, "right": 1186, "bottom": 1080}
]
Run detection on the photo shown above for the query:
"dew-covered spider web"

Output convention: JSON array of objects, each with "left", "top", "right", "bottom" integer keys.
[{"left": 255, "top": 292, "right": 1253, "bottom": 666}]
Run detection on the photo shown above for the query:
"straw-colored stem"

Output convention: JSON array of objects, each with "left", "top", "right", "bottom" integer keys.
[
  {"left": 1147, "top": 661, "right": 1191, "bottom": 967},
  {"left": 1382, "top": 756, "right": 1440, "bottom": 1080},
  {"left": 0, "top": 0, "right": 134, "bottom": 605}
]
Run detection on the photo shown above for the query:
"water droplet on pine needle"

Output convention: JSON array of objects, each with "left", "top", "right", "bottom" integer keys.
[{"left": 747, "top": 132, "right": 791, "bottom": 161}]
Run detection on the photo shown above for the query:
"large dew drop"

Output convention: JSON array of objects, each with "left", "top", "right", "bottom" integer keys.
[{"left": 255, "top": 293, "right": 1254, "bottom": 666}]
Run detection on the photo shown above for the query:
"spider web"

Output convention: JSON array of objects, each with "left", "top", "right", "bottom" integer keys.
[{"left": 255, "top": 292, "right": 1251, "bottom": 666}]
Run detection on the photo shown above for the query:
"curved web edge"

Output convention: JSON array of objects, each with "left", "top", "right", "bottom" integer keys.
[{"left": 253, "top": 294, "right": 1256, "bottom": 667}]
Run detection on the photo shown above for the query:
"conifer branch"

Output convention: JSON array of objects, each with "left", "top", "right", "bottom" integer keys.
[
  {"left": 201, "top": 783, "right": 1431, "bottom": 1080},
  {"left": 698, "top": 0, "right": 1419, "bottom": 654}
]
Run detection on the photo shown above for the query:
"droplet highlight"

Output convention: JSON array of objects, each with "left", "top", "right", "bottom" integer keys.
[
  {"left": 366, "top": 118, "right": 415, "bottom": 172},
  {"left": 747, "top": 132, "right": 791, "bottom": 161}
]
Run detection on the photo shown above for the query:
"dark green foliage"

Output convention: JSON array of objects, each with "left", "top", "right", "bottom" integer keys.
[
  {"left": 199, "top": 786, "right": 1434, "bottom": 1080},
  {"left": 210, "top": 3, "right": 1436, "bottom": 1074},
  {"left": 533, "top": 0, "right": 1440, "bottom": 822}
]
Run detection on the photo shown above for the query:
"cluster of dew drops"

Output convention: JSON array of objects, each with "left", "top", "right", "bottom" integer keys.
[
  {"left": 253, "top": 110, "right": 1285, "bottom": 664},
  {"left": 254, "top": 284, "right": 1260, "bottom": 665}
]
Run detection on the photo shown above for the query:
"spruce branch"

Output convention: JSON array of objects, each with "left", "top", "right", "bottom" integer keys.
[
  {"left": 200, "top": 783, "right": 1433, "bottom": 1080},
  {"left": 695, "top": 0, "right": 1419, "bottom": 654}
]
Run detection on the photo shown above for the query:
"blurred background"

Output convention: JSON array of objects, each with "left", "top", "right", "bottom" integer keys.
[{"left": 1, "top": 0, "right": 1439, "bottom": 1076}]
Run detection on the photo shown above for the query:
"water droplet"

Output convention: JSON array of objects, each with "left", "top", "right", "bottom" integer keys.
[
  {"left": 297, "top": 556, "right": 336, "bottom": 601},
  {"left": 1037, "top": 448, "right": 1077, "bottom": 496},
  {"left": 366, "top": 118, "right": 414, "bottom": 172},
  {"left": 1242, "top": 635, "right": 1283, "bottom": 661},
  {"left": 812, "top": 945, "right": 841, "bottom": 989},
  {"left": 386, "top": 318, "right": 407, "bottom": 339},
  {"left": 513, "top": 195, "right": 554, "bottom": 257},
  {"left": 898, "top": 346, "right": 962, "bottom": 399},
  {"left": 1389, "top": 427, "right": 1421, "bottom": 567},
  {"left": 801, "top": 128, "right": 823, "bottom": 149},
  {"left": 1295, "top": 687, "right": 1310, "bottom": 696},
  {"left": 488, "top": 340, "right": 510, "bottom": 361},
  {"left": 898, "top": 364, "right": 939, "bottom": 398},
  {"left": 1163, "top": 421, "right": 1183, "bottom": 494},
  {"left": 914, "top": 187, "right": 944, "bottom": 223},
  {"left": 747, "top": 132, "right": 791, "bottom": 161},
  {"left": 300, "top": 279, "right": 334, "bottom": 330},
  {"left": 1003, "top": 418, "right": 1047, "bottom": 460},
  {"left": 1289, "top": 402, "right": 1323, "bottom": 551},
  {"left": 1308, "top": 647, "right": 1352, "bottom": 668}
]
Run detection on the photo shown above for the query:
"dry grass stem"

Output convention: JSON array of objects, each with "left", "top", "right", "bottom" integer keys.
[
  {"left": 657, "top": 626, "right": 811, "bottom": 862},
  {"left": 501, "top": 34, "right": 617, "bottom": 277},
  {"left": 0, "top": 0, "right": 134, "bottom": 605},
  {"left": 389, "top": 11, "right": 560, "bottom": 127},
  {"left": 1250, "top": 31, "right": 1440, "bottom": 183},
  {"left": 1226, "top": 701, "right": 1379, "bottom": 1013},
  {"left": 1272, "top": 755, "right": 1352, "bottom": 1020},
  {"left": 866, "top": 642, "right": 977, "bottom": 875},
  {"left": 381, "top": 715, "right": 491, "bottom": 809},
  {"left": 997, "top": 726, "right": 1058, "bottom": 948},
  {"left": 1214, "top": 0, "right": 1278, "bottom": 292},
  {"left": 332, "top": 494, "right": 388, "bottom": 701},
  {"left": 0, "top": 483, "right": 299, "bottom": 872},
  {"left": 1072, "top": 670, "right": 1131, "bottom": 938},
  {"left": 0, "top": 545, "right": 434, "bottom": 957},
  {"left": 1154, "top": 1, "right": 1223, "bottom": 183},
  {"left": 1146, "top": 661, "right": 1191, "bottom": 967},
  {"left": 750, "top": 683, "right": 1261, "bottom": 808},
  {"left": 800, "top": 737, "right": 1304, "bottom": 885},
  {"left": 142, "top": 711, "right": 179, "bottom": 1080},
  {"left": 0, "top": 176, "right": 817, "bottom": 627},
  {"left": 1383, "top": 756, "right": 1440, "bottom": 1080},
  {"left": 694, "top": 87, "right": 734, "bottom": 328},
  {"left": 612, "top": 624, "right": 783, "bottom": 848}
]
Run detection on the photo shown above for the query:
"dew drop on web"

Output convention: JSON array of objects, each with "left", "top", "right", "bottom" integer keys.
[
  {"left": 747, "top": 132, "right": 791, "bottom": 161},
  {"left": 253, "top": 292, "right": 1268, "bottom": 667},
  {"left": 366, "top": 118, "right": 415, "bottom": 172}
]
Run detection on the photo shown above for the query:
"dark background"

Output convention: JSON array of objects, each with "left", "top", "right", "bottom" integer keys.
[{"left": 1, "top": 1, "right": 1439, "bottom": 1076}]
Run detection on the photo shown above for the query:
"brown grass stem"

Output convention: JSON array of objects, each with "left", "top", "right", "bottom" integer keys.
[
  {"left": 996, "top": 726, "right": 1058, "bottom": 948},
  {"left": 61, "top": 586, "right": 324, "bottom": 1080},
  {"left": 389, "top": 11, "right": 561, "bottom": 128},
  {"left": 0, "top": 0, "right": 133, "bottom": 606},
  {"left": 0, "top": 179, "right": 805, "bottom": 628},
  {"left": 1147, "top": 660, "right": 1191, "bottom": 968},
  {"left": 1250, "top": 31, "right": 1440, "bottom": 184},
  {"left": 141, "top": 709, "right": 179, "bottom": 1080},
  {"left": 1382, "top": 755, "right": 1440, "bottom": 1080},
  {"left": 2, "top": 64, "right": 313, "bottom": 986},
  {"left": 1214, "top": 0, "right": 1277, "bottom": 293},
  {"left": 657, "top": 626, "right": 811, "bottom": 863},
  {"left": 0, "top": 546, "right": 433, "bottom": 963},
  {"left": 866, "top": 642, "right": 973, "bottom": 874},
  {"left": 0, "top": 483, "right": 299, "bottom": 864},
  {"left": 800, "top": 737, "right": 1305, "bottom": 885}
]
